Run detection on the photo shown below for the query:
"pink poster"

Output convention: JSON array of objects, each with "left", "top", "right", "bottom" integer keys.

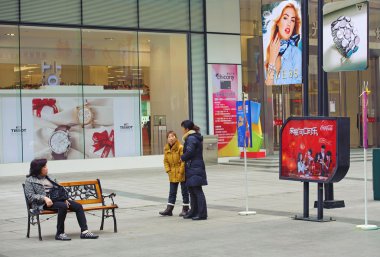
[{"left": 212, "top": 64, "right": 239, "bottom": 157}]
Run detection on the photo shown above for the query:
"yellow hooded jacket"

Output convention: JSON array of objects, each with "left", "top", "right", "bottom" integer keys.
[{"left": 164, "top": 140, "right": 185, "bottom": 183}]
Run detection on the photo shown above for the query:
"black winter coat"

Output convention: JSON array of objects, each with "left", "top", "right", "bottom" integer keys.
[{"left": 181, "top": 132, "right": 208, "bottom": 187}]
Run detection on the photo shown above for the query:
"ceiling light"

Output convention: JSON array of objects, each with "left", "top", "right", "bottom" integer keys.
[{"left": 5, "top": 33, "right": 15, "bottom": 37}]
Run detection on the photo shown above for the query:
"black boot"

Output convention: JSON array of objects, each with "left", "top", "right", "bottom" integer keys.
[
  {"left": 179, "top": 205, "right": 190, "bottom": 217},
  {"left": 183, "top": 209, "right": 195, "bottom": 219},
  {"left": 159, "top": 205, "right": 174, "bottom": 216}
]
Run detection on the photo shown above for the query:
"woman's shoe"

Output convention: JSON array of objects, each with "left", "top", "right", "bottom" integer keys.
[
  {"left": 159, "top": 204, "right": 174, "bottom": 216},
  {"left": 80, "top": 231, "right": 99, "bottom": 239},
  {"left": 55, "top": 233, "right": 71, "bottom": 241},
  {"left": 192, "top": 216, "right": 207, "bottom": 221},
  {"left": 183, "top": 211, "right": 194, "bottom": 219},
  {"left": 179, "top": 206, "right": 189, "bottom": 217}
]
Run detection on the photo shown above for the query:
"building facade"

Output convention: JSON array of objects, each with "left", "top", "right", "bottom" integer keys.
[{"left": 0, "top": 0, "right": 379, "bottom": 173}]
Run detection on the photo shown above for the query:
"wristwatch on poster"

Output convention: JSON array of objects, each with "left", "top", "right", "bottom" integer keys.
[
  {"left": 331, "top": 16, "right": 359, "bottom": 59},
  {"left": 76, "top": 101, "right": 94, "bottom": 128},
  {"left": 49, "top": 125, "right": 71, "bottom": 160}
]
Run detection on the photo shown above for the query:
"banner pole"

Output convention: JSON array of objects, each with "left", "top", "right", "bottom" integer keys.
[
  {"left": 356, "top": 82, "right": 377, "bottom": 230},
  {"left": 239, "top": 98, "right": 256, "bottom": 216}
]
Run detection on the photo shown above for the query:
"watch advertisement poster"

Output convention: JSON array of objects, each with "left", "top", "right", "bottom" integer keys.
[
  {"left": 212, "top": 64, "right": 240, "bottom": 157},
  {"left": 323, "top": 0, "right": 369, "bottom": 72},
  {"left": 262, "top": 0, "right": 303, "bottom": 86},
  {"left": 0, "top": 96, "right": 140, "bottom": 163},
  {"left": 280, "top": 117, "right": 350, "bottom": 183}
]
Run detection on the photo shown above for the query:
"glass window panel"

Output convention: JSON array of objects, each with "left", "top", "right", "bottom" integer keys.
[
  {"left": 83, "top": 0, "right": 138, "bottom": 28},
  {"left": 0, "top": 0, "right": 19, "bottom": 22},
  {"left": 82, "top": 30, "right": 141, "bottom": 158},
  {"left": 139, "top": 32, "right": 189, "bottom": 155},
  {"left": 19, "top": 26, "right": 84, "bottom": 162},
  {"left": 191, "top": 33, "right": 207, "bottom": 133},
  {"left": 21, "top": 0, "right": 81, "bottom": 25},
  {"left": 0, "top": 25, "right": 22, "bottom": 164},
  {"left": 139, "top": 0, "right": 189, "bottom": 30},
  {"left": 190, "top": 0, "right": 204, "bottom": 32}
]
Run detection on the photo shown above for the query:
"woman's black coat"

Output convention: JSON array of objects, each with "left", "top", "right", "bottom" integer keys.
[{"left": 181, "top": 132, "right": 208, "bottom": 187}]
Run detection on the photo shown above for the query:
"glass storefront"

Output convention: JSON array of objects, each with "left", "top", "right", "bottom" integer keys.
[
  {"left": 0, "top": 0, "right": 203, "bottom": 164},
  {"left": 240, "top": 0, "right": 380, "bottom": 151}
]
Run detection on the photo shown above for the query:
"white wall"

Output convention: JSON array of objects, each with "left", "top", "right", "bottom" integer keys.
[
  {"left": 206, "top": 0, "right": 240, "bottom": 33},
  {"left": 0, "top": 155, "right": 163, "bottom": 177},
  {"left": 207, "top": 34, "right": 242, "bottom": 64}
]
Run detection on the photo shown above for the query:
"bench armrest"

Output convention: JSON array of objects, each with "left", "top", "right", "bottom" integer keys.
[{"left": 102, "top": 193, "right": 116, "bottom": 205}]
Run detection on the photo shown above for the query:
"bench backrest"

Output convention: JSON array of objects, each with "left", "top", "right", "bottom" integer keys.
[{"left": 60, "top": 179, "right": 103, "bottom": 205}]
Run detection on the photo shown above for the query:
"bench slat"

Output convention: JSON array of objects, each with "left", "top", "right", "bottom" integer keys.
[
  {"left": 60, "top": 180, "right": 99, "bottom": 187},
  {"left": 39, "top": 204, "right": 118, "bottom": 215}
]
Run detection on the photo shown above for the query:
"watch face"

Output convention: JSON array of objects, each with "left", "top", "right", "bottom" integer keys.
[
  {"left": 77, "top": 106, "right": 93, "bottom": 125},
  {"left": 49, "top": 131, "right": 71, "bottom": 154}
]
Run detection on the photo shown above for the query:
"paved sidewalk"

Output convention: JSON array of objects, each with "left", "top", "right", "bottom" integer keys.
[{"left": 0, "top": 161, "right": 379, "bottom": 257}]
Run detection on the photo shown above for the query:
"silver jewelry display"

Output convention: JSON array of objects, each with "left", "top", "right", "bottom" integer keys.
[{"left": 331, "top": 16, "right": 359, "bottom": 58}]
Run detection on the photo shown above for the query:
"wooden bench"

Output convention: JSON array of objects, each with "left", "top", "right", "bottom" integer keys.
[{"left": 22, "top": 179, "right": 118, "bottom": 241}]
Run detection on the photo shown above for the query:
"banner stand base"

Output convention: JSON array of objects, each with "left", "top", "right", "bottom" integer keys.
[
  {"left": 313, "top": 200, "right": 345, "bottom": 209},
  {"left": 293, "top": 215, "right": 335, "bottom": 222},
  {"left": 356, "top": 224, "right": 379, "bottom": 230},
  {"left": 238, "top": 211, "right": 257, "bottom": 216}
]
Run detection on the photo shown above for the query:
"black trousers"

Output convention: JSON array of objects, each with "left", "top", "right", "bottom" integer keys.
[
  {"left": 168, "top": 182, "right": 189, "bottom": 205},
  {"left": 47, "top": 200, "right": 88, "bottom": 235},
  {"left": 188, "top": 186, "right": 207, "bottom": 218}
]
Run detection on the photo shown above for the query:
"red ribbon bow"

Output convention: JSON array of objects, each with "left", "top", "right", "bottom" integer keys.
[
  {"left": 32, "top": 98, "right": 58, "bottom": 117},
  {"left": 92, "top": 130, "right": 115, "bottom": 158}
]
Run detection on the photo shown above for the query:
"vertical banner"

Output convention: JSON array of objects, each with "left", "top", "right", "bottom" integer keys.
[
  {"left": 236, "top": 101, "right": 252, "bottom": 148},
  {"left": 323, "top": 0, "right": 369, "bottom": 72},
  {"left": 262, "top": 0, "right": 303, "bottom": 86},
  {"left": 237, "top": 100, "right": 264, "bottom": 151},
  {"left": 212, "top": 64, "right": 239, "bottom": 157}
]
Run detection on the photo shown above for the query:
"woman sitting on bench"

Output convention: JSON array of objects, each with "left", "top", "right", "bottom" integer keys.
[{"left": 24, "top": 158, "right": 99, "bottom": 241}]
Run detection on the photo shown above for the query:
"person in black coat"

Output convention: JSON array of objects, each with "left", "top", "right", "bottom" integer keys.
[{"left": 180, "top": 120, "right": 208, "bottom": 220}]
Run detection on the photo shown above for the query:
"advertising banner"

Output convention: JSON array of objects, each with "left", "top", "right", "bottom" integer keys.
[
  {"left": 212, "top": 64, "right": 239, "bottom": 157},
  {"left": 262, "top": 0, "right": 302, "bottom": 86},
  {"left": 0, "top": 93, "right": 140, "bottom": 163},
  {"left": 280, "top": 117, "right": 350, "bottom": 183},
  {"left": 236, "top": 101, "right": 252, "bottom": 148},
  {"left": 323, "top": 0, "right": 368, "bottom": 72},
  {"left": 236, "top": 101, "right": 263, "bottom": 152}
]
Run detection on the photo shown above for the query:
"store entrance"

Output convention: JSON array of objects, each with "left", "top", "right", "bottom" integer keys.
[{"left": 272, "top": 84, "right": 303, "bottom": 149}]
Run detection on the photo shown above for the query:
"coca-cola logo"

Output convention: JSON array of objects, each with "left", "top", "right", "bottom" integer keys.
[{"left": 320, "top": 125, "right": 333, "bottom": 131}]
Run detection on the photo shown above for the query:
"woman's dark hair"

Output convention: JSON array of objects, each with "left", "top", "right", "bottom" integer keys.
[
  {"left": 27, "top": 158, "right": 47, "bottom": 177},
  {"left": 181, "top": 120, "right": 200, "bottom": 133}
]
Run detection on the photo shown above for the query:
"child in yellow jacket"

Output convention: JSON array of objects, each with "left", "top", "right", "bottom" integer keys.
[{"left": 159, "top": 131, "right": 189, "bottom": 216}]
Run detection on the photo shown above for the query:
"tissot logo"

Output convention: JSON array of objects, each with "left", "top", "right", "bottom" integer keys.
[
  {"left": 11, "top": 126, "right": 26, "bottom": 133},
  {"left": 216, "top": 73, "right": 235, "bottom": 81},
  {"left": 120, "top": 123, "right": 133, "bottom": 130}
]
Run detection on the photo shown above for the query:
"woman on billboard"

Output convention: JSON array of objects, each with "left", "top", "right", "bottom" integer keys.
[{"left": 263, "top": 0, "right": 302, "bottom": 86}]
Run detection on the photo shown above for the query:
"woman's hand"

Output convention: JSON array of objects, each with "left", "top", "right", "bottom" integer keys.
[
  {"left": 44, "top": 196, "right": 53, "bottom": 207},
  {"left": 269, "top": 33, "right": 281, "bottom": 65},
  {"left": 65, "top": 200, "right": 70, "bottom": 208}
]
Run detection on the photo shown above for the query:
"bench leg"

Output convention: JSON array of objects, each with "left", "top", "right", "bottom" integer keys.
[
  {"left": 112, "top": 209, "right": 117, "bottom": 233},
  {"left": 37, "top": 215, "right": 42, "bottom": 241},
  {"left": 27, "top": 214, "right": 31, "bottom": 238},
  {"left": 100, "top": 209, "right": 105, "bottom": 231}
]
